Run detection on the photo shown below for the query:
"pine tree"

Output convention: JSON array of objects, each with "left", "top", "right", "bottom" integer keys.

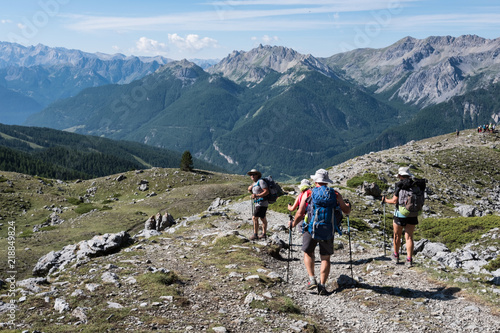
[{"left": 180, "top": 150, "right": 193, "bottom": 171}]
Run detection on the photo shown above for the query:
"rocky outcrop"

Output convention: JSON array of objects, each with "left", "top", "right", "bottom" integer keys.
[{"left": 32, "top": 231, "right": 132, "bottom": 276}]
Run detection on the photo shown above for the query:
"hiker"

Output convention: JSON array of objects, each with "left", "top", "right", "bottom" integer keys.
[
  {"left": 289, "top": 169, "right": 351, "bottom": 295},
  {"left": 247, "top": 169, "right": 269, "bottom": 240},
  {"left": 382, "top": 166, "right": 419, "bottom": 266},
  {"left": 288, "top": 179, "right": 312, "bottom": 212}
]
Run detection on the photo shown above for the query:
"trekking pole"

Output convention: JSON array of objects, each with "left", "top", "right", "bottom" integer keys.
[
  {"left": 347, "top": 214, "right": 353, "bottom": 281},
  {"left": 382, "top": 201, "right": 387, "bottom": 257},
  {"left": 287, "top": 213, "right": 294, "bottom": 283}
]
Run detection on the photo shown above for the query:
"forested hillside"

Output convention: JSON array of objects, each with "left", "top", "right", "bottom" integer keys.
[{"left": 0, "top": 124, "right": 226, "bottom": 180}]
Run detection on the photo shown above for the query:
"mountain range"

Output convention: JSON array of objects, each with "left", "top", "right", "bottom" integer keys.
[
  {"left": 3, "top": 35, "right": 500, "bottom": 179},
  {"left": 0, "top": 42, "right": 219, "bottom": 125}
]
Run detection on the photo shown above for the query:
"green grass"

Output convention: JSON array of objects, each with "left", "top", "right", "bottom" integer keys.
[
  {"left": 346, "top": 172, "right": 389, "bottom": 190},
  {"left": 415, "top": 216, "right": 500, "bottom": 251}
]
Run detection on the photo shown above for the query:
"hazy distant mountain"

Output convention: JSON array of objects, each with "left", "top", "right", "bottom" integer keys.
[
  {"left": 0, "top": 42, "right": 172, "bottom": 123},
  {"left": 0, "top": 85, "right": 42, "bottom": 124},
  {"left": 321, "top": 35, "right": 500, "bottom": 108}
]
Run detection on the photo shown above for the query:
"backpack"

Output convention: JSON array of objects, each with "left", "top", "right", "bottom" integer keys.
[
  {"left": 305, "top": 186, "right": 341, "bottom": 240},
  {"left": 262, "top": 176, "right": 283, "bottom": 204},
  {"left": 397, "top": 178, "right": 426, "bottom": 217}
]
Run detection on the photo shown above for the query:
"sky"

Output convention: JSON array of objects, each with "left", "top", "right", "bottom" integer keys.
[{"left": 1, "top": 0, "right": 500, "bottom": 60}]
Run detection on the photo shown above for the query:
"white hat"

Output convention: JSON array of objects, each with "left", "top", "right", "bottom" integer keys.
[
  {"left": 397, "top": 166, "right": 413, "bottom": 177},
  {"left": 299, "top": 179, "right": 311, "bottom": 187},
  {"left": 310, "top": 169, "right": 333, "bottom": 184}
]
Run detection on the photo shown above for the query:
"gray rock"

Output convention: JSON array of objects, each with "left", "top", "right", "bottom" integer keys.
[
  {"left": 361, "top": 181, "right": 382, "bottom": 197},
  {"left": 54, "top": 298, "right": 70, "bottom": 313},
  {"left": 101, "top": 272, "right": 120, "bottom": 284},
  {"left": 71, "top": 306, "right": 89, "bottom": 323},
  {"left": 17, "top": 277, "right": 48, "bottom": 293},
  {"left": 33, "top": 231, "right": 132, "bottom": 276},
  {"left": 421, "top": 242, "right": 450, "bottom": 258},
  {"left": 454, "top": 205, "right": 477, "bottom": 217}
]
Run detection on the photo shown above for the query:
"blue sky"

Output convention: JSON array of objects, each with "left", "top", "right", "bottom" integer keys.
[{"left": 1, "top": 0, "right": 499, "bottom": 60}]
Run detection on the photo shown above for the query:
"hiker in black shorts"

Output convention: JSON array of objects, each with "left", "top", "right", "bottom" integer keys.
[
  {"left": 247, "top": 169, "right": 269, "bottom": 240},
  {"left": 382, "top": 167, "right": 418, "bottom": 266}
]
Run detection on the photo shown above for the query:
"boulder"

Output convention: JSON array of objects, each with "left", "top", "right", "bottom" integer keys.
[
  {"left": 33, "top": 231, "right": 132, "bottom": 277},
  {"left": 454, "top": 205, "right": 477, "bottom": 217},
  {"left": 361, "top": 181, "right": 382, "bottom": 197},
  {"left": 421, "top": 242, "right": 450, "bottom": 258}
]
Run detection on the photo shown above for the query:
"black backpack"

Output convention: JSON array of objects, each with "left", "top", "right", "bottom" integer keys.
[
  {"left": 262, "top": 176, "right": 283, "bottom": 204},
  {"left": 397, "top": 178, "right": 426, "bottom": 217}
]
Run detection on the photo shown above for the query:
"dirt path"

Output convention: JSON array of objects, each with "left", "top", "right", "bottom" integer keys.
[{"left": 225, "top": 200, "right": 500, "bottom": 332}]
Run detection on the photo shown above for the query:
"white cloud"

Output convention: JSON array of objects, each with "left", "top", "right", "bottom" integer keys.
[
  {"left": 134, "top": 37, "right": 168, "bottom": 54},
  {"left": 168, "top": 33, "right": 218, "bottom": 51},
  {"left": 17, "top": 23, "right": 26, "bottom": 29},
  {"left": 1, "top": 19, "right": 12, "bottom": 24},
  {"left": 262, "top": 35, "right": 279, "bottom": 43}
]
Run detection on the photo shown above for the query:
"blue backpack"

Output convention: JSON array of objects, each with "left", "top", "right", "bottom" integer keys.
[{"left": 305, "top": 186, "right": 341, "bottom": 240}]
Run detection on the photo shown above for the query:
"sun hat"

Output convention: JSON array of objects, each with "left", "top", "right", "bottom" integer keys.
[
  {"left": 247, "top": 169, "right": 262, "bottom": 177},
  {"left": 299, "top": 179, "right": 312, "bottom": 191},
  {"left": 300, "top": 179, "right": 311, "bottom": 187},
  {"left": 310, "top": 169, "right": 333, "bottom": 184},
  {"left": 396, "top": 166, "right": 413, "bottom": 177}
]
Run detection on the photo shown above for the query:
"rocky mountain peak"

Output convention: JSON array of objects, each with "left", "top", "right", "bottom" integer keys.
[
  {"left": 324, "top": 34, "right": 500, "bottom": 107},
  {"left": 156, "top": 59, "right": 205, "bottom": 83},
  {"left": 207, "top": 44, "right": 334, "bottom": 84}
]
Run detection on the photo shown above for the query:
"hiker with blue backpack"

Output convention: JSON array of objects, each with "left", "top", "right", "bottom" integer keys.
[
  {"left": 247, "top": 169, "right": 269, "bottom": 240},
  {"left": 289, "top": 169, "right": 351, "bottom": 295},
  {"left": 382, "top": 166, "right": 426, "bottom": 267}
]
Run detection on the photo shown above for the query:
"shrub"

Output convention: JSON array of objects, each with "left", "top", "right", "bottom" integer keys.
[{"left": 346, "top": 173, "right": 388, "bottom": 190}]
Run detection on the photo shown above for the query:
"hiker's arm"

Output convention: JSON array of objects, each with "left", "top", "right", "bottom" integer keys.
[
  {"left": 383, "top": 195, "right": 397, "bottom": 205},
  {"left": 291, "top": 196, "right": 307, "bottom": 227},
  {"left": 251, "top": 187, "right": 269, "bottom": 199},
  {"left": 337, "top": 192, "right": 352, "bottom": 215},
  {"left": 288, "top": 195, "right": 300, "bottom": 211}
]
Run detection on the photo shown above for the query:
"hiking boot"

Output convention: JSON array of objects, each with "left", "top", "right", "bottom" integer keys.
[
  {"left": 318, "top": 284, "right": 328, "bottom": 296},
  {"left": 406, "top": 257, "right": 413, "bottom": 267},
  {"left": 392, "top": 252, "right": 400, "bottom": 264},
  {"left": 249, "top": 233, "right": 258, "bottom": 241},
  {"left": 306, "top": 280, "right": 318, "bottom": 290},
  {"left": 258, "top": 233, "right": 267, "bottom": 239}
]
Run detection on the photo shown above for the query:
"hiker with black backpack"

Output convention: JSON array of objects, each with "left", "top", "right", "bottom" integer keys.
[
  {"left": 289, "top": 169, "right": 351, "bottom": 295},
  {"left": 247, "top": 169, "right": 269, "bottom": 240},
  {"left": 382, "top": 166, "right": 426, "bottom": 267}
]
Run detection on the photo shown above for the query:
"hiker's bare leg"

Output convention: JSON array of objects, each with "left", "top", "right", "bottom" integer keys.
[
  {"left": 319, "top": 255, "right": 331, "bottom": 285},
  {"left": 304, "top": 252, "right": 315, "bottom": 277},
  {"left": 261, "top": 217, "right": 268, "bottom": 235},
  {"left": 404, "top": 224, "right": 416, "bottom": 259},
  {"left": 252, "top": 216, "right": 259, "bottom": 235},
  {"left": 393, "top": 222, "right": 403, "bottom": 255}
]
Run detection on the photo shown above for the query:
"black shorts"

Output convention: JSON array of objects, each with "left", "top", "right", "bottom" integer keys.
[
  {"left": 302, "top": 232, "right": 333, "bottom": 256},
  {"left": 253, "top": 206, "right": 268, "bottom": 218},
  {"left": 393, "top": 216, "right": 418, "bottom": 226}
]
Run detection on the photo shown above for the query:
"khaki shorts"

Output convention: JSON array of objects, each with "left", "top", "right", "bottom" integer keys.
[{"left": 302, "top": 231, "right": 333, "bottom": 255}]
